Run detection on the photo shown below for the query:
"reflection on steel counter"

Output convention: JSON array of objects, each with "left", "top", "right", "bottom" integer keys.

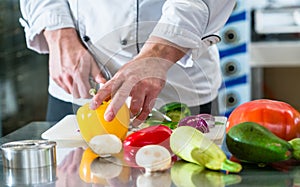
[
  {"left": 3, "top": 165, "right": 56, "bottom": 186},
  {"left": 56, "top": 146, "right": 300, "bottom": 187},
  {"left": 2, "top": 122, "right": 300, "bottom": 186}
]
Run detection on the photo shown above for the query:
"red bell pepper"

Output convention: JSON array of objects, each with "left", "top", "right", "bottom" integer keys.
[
  {"left": 227, "top": 99, "right": 300, "bottom": 141},
  {"left": 123, "top": 125, "right": 172, "bottom": 167}
]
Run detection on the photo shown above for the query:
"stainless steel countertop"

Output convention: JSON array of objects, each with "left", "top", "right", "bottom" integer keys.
[{"left": 1, "top": 122, "right": 300, "bottom": 187}]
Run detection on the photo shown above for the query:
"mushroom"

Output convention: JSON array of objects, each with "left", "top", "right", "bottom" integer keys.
[
  {"left": 89, "top": 134, "right": 122, "bottom": 157},
  {"left": 135, "top": 145, "right": 171, "bottom": 173}
]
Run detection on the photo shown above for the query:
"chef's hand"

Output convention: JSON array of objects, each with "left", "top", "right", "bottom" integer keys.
[
  {"left": 91, "top": 36, "right": 187, "bottom": 126},
  {"left": 44, "top": 28, "right": 106, "bottom": 98}
]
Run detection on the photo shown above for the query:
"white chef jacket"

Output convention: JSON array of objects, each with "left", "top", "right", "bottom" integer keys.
[{"left": 19, "top": 0, "right": 236, "bottom": 108}]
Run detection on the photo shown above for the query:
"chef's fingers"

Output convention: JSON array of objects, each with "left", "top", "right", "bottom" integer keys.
[
  {"left": 131, "top": 77, "right": 164, "bottom": 126},
  {"left": 90, "top": 57, "right": 107, "bottom": 83},
  {"left": 90, "top": 78, "right": 120, "bottom": 109},
  {"left": 76, "top": 80, "right": 91, "bottom": 98},
  {"left": 130, "top": 87, "right": 145, "bottom": 117},
  {"left": 131, "top": 94, "right": 156, "bottom": 127},
  {"left": 103, "top": 79, "right": 132, "bottom": 121},
  {"left": 74, "top": 71, "right": 92, "bottom": 98},
  {"left": 63, "top": 73, "right": 74, "bottom": 92},
  {"left": 95, "top": 74, "right": 108, "bottom": 84},
  {"left": 55, "top": 75, "right": 72, "bottom": 94},
  {"left": 68, "top": 73, "right": 90, "bottom": 99},
  {"left": 72, "top": 83, "right": 80, "bottom": 99},
  {"left": 72, "top": 54, "right": 96, "bottom": 98}
]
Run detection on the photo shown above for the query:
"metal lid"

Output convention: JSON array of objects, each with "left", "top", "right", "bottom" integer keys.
[{"left": 1, "top": 140, "right": 57, "bottom": 169}]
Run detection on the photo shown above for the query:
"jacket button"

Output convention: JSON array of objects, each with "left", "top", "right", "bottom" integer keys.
[{"left": 120, "top": 39, "right": 128, "bottom": 45}]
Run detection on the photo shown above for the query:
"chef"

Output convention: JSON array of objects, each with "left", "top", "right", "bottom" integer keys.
[{"left": 19, "top": 0, "right": 236, "bottom": 126}]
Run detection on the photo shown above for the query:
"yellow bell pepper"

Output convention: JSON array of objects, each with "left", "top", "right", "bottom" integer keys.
[{"left": 76, "top": 100, "right": 130, "bottom": 142}]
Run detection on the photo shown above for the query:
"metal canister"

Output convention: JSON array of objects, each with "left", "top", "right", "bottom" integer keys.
[{"left": 1, "top": 140, "right": 57, "bottom": 186}]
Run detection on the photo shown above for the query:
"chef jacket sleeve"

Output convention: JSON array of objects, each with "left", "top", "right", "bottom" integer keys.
[
  {"left": 19, "top": 0, "right": 75, "bottom": 53},
  {"left": 150, "top": 0, "right": 236, "bottom": 66}
]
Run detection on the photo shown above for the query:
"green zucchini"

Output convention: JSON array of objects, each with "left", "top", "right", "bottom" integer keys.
[
  {"left": 289, "top": 138, "right": 300, "bottom": 160},
  {"left": 170, "top": 126, "right": 242, "bottom": 173}
]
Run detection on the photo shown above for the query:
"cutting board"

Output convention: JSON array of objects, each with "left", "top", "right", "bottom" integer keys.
[
  {"left": 41, "top": 115, "right": 87, "bottom": 148},
  {"left": 42, "top": 115, "right": 82, "bottom": 140},
  {"left": 42, "top": 115, "right": 226, "bottom": 146}
]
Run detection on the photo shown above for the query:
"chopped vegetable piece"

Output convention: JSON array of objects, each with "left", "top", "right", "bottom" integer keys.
[{"left": 170, "top": 126, "right": 242, "bottom": 173}]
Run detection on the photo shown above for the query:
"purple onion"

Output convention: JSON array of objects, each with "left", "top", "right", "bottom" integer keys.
[
  {"left": 178, "top": 115, "right": 209, "bottom": 133},
  {"left": 196, "top": 114, "right": 215, "bottom": 128}
]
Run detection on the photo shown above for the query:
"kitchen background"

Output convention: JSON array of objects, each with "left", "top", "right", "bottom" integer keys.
[{"left": 0, "top": 0, "right": 299, "bottom": 136}]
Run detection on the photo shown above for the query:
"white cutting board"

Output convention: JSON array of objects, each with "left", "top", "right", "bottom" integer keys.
[
  {"left": 42, "top": 115, "right": 82, "bottom": 140},
  {"left": 41, "top": 115, "right": 87, "bottom": 148},
  {"left": 41, "top": 115, "right": 226, "bottom": 146}
]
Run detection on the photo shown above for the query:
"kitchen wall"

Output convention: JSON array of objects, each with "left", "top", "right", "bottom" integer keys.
[
  {"left": 0, "top": 0, "right": 49, "bottom": 136},
  {"left": 249, "top": 0, "right": 300, "bottom": 111},
  {"left": 263, "top": 68, "right": 300, "bottom": 111},
  {"left": 249, "top": 0, "right": 300, "bottom": 9}
]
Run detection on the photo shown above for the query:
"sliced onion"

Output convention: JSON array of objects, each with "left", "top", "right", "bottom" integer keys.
[
  {"left": 178, "top": 115, "right": 209, "bottom": 133},
  {"left": 196, "top": 114, "right": 215, "bottom": 128}
]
